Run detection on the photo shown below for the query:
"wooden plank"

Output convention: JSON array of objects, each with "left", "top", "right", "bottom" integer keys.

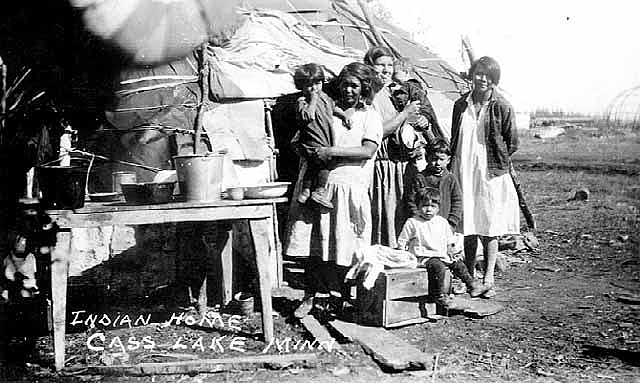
[
  {"left": 249, "top": 218, "right": 274, "bottom": 343},
  {"left": 56, "top": 197, "right": 289, "bottom": 214},
  {"left": 448, "top": 296, "right": 504, "bottom": 317},
  {"left": 51, "top": 230, "right": 71, "bottom": 371},
  {"left": 385, "top": 269, "right": 429, "bottom": 300},
  {"left": 221, "top": 227, "right": 234, "bottom": 305},
  {"left": 88, "top": 353, "right": 317, "bottom": 376},
  {"left": 271, "top": 286, "right": 305, "bottom": 300},
  {"left": 615, "top": 293, "right": 640, "bottom": 305},
  {"left": 197, "top": 276, "right": 207, "bottom": 317},
  {"left": 51, "top": 205, "right": 274, "bottom": 228},
  {"left": 384, "top": 299, "right": 434, "bottom": 327},
  {"left": 328, "top": 319, "right": 432, "bottom": 371},
  {"left": 384, "top": 317, "right": 430, "bottom": 328},
  {"left": 299, "top": 316, "right": 342, "bottom": 352}
]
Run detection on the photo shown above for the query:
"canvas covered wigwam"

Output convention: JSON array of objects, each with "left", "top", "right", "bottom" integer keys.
[{"left": 105, "top": 3, "right": 467, "bottom": 166}]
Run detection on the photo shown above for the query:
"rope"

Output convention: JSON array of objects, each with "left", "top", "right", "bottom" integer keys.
[
  {"left": 84, "top": 153, "right": 95, "bottom": 197},
  {"left": 37, "top": 150, "right": 163, "bottom": 173}
]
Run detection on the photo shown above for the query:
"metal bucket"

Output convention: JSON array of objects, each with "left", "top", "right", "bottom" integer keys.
[
  {"left": 234, "top": 292, "right": 254, "bottom": 316},
  {"left": 37, "top": 165, "right": 87, "bottom": 209},
  {"left": 173, "top": 154, "right": 224, "bottom": 201}
]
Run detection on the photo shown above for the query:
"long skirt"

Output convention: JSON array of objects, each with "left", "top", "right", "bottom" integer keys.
[{"left": 370, "top": 159, "right": 418, "bottom": 248}]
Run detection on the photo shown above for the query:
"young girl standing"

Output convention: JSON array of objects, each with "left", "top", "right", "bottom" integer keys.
[{"left": 450, "top": 56, "right": 520, "bottom": 298}]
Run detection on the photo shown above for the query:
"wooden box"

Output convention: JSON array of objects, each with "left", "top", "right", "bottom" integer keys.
[{"left": 356, "top": 268, "right": 450, "bottom": 328}]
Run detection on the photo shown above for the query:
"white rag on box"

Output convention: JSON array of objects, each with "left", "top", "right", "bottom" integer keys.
[
  {"left": 2, "top": 253, "right": 38, "bottom": 300},
  {"left": 345, "top": 245, "right": 418, "bottom": 290}
]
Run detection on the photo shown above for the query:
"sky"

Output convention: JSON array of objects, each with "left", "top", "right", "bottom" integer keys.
[{"left": 380, "top": 0, "right": 640, "bottom": 114}]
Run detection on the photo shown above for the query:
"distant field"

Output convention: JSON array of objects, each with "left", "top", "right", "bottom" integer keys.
[{"left": 513, "top": 125, "right": 640, "bottom": 171}]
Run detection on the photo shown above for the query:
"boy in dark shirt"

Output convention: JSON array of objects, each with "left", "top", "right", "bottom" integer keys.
[{"left": 405, "top": 139, "right": 462, "bottom": 232}]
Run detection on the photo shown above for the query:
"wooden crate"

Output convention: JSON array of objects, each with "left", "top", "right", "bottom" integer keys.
[{"left": 356, "top": 268, "right": 449, "bottom": 328}]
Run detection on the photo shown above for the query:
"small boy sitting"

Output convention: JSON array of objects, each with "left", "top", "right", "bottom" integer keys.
[
  {"left": 405, "top": 138, "right": 462, "bottom": 232},
  {"left": 396, "top": 188, "right": 490, "bottom": 308}
]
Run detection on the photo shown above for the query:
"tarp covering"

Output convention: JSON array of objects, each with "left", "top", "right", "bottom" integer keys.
[
  {"left": 106, "top": 56, "right": 200, "bottom": 130},
  {"left": 102, "top": 3, "right": 466, "bottom": 164},
  {"left": 208, "top": 9, "right": 362, "bottom": 98},
  {"left": 244, "top": 0, "right": 467, "bottom": 99},
  {"left": 203, "top": 100, "right": 272, "bottom": 160}
]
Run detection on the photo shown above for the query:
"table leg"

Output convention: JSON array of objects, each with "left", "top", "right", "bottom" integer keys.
[
  {"left": 271, "top": 204, "right": 283, "bottom": 288},
  {"left": 198, "top": 276, "right": 207, "bottom": 317},
  {"left": 249, "top": 218, "right": 274, "bottom": 343},
  {"left": 221, "top": 227, "right": 233, "bottom": 305},
  {"left": 51, "top": 230, "right": 71, "bottom": 371}
]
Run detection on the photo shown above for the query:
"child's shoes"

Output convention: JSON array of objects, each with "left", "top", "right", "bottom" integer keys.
[
  {"left": 435, "top": 293, "right": 466, "bottom": 311},
  {"left": 434, "top": 293, "right": 454, "bottom": 308},
  {"left": 297, "top": 188, "right": 311, "bottom": 204},
  {"left": 310, "top": 187, "right": 333, "bottom": 209},
  {"left": 468, "top": 281, "right": 493, "bottom": 298},
  {"left": 481, "top": 286, "right": 497, "bottom": 299}
]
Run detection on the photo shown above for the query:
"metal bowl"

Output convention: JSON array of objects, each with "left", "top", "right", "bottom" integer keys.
[
  {"left": 88, "top": 192, "right": 120, "bottom": 202},
  {"left": 121, "top": 182, "right": 175, "bottom": 205},
  {"left": 243, "top": 182, "right": 291, "bottom": 199}
]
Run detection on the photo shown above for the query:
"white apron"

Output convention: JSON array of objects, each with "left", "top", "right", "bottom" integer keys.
[{"left": 455, "top": 96, "right": 520, "bottom": 237}]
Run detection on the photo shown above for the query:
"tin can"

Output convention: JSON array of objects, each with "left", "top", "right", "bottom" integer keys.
[{"left": 112, "top": 171, "right": 137, "bottom": 194}]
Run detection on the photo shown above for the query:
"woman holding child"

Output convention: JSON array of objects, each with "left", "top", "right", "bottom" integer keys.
[
  {"left": 364, "top": 46, "right": 441, "bottom": 248},
  {"left": 285, "top": 62, "right": 383, "bottom": 319},
  {"left": 451, "top": 56, "right": 520, "bottom": 298}
]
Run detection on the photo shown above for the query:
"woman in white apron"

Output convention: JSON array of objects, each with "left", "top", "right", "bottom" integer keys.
[
  {"left": 450, "top": 57, "right": 520, "bottom": 298},
  {"left": 285, "top": 62, "right": 383, "bottom": 319}
]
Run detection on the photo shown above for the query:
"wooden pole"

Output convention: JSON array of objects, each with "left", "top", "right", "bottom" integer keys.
[
  {"left": 264, "top": 100, "right": 282, "bottom": 286},
  {"left": 193, "top": 43, "right": 210, "bottom": 154},
  {"left": 0, "top": 55, "right": 6, "bottom": 146},
  {"left": 357, "top": 0, "right": 386, "bottom": 48},
  {"left": 461, "top": 35, "right": 476, "bottom": 65}
]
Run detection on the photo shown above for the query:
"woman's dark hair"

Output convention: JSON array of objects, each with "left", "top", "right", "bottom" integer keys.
[
  {"left": 427, "top": 138, "right": 451, "bottom": 157},
  {"left": 469, "top": 56, "right": 501, "bottom": 85},
  {"left": 293, "top": 63, "right": 325, "bottom": 90},
  {"left": 415, "top": 187, "right": 441, "bottom": 207},
  {"left": 363, "top": 46, "right": 394, "bottom": 66},
  {"left": 336, "top": 62, "right": 382, "bottom": 105}
]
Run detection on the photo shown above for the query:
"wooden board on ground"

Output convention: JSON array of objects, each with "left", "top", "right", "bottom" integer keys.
[
  {"left": 615, "top": 293, "right": 640, "bottom": 305},
  {"left": 328, "top": 319, "right": 432, "bottom": 371},
  {"left": 88, "top": 353, "right": 317, "bottom": 376},
  {"left": 449, "top": 295, "right": 504, "bottom": 317},
  {"left": 271, "top": 286, "right": 305, "bottom": 300},
  {"left": 299, "top": 315, "right": 343, "bottom": 352}
]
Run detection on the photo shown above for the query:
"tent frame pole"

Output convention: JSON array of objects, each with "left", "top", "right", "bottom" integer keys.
[{"left": 193, "top": 43, "right": 210, "bottom": 154}]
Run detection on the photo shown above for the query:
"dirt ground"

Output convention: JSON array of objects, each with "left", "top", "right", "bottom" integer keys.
[{"left": 1, "top": 125, "right": 639, "bottom": 383}]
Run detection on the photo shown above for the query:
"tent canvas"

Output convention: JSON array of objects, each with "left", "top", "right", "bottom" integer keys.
[
  {"left": 244, "top": 0, "right": 468, "bottom": 99},
  {"left": 104, "top": 5, "right": 468, "bottom": 166}
]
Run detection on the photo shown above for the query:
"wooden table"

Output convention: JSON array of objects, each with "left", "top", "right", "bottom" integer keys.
[{"left": 46, "top": 197, "right": 287, "bottom": 371}]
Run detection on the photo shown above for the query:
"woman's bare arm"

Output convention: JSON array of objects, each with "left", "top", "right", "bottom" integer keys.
[
  {"left": 381, "top": 100, "right": 420, "bottom": 137},
  {"left": 315, "top": 141, "right": 378, "bottom": 162}
]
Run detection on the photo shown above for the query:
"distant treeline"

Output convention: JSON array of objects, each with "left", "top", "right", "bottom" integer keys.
[{"left": 532, "top": 109, "right": 594, "bottom": 118}]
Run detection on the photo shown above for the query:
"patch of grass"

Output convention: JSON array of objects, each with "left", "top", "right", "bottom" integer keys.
[{"left": 514, "top": 126, "right": 640, "bottom": 165}]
